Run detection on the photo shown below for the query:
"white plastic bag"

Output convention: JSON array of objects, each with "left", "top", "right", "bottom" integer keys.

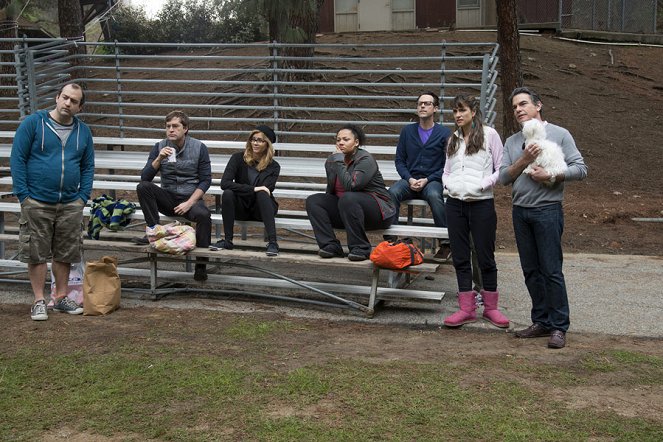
[{"left": 48, "top": 261, "right": 85, "bottom": 307}]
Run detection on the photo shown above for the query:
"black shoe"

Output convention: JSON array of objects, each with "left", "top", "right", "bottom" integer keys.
[
  {"left": 132, "top": 235, "right": 149, "bottom": 245},
  {"left": 211, "top": 239, "right": 233, "bottom": 250},
  {"left": 347, "top": 249, "right": 369, "bottom": 262},
  {"left": 383, "top": 234, "right": 398, "bottom": 243},
  {"left": 318, "top": 245, "right": 344, "bottom": 259},
  {"left": 193, "top": 264, "right": 208, "bottom": 281},
  {"left": 266, "top": 242, "right": 279, "bottom": 256},
  {"left": 433, "top": 242, "right": 452, "bottom": 262}
]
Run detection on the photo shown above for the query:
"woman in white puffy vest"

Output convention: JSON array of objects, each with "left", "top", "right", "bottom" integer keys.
[{"left": 442, "top": 95, "right": 510, "bottom": 329}]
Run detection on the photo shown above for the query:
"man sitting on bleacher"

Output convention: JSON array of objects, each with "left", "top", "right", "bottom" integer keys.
[
  {"left": 133, "top": 110, "right": 212, "bottom": 281},
  {"left": 387, "top": 91, "right": 451, "bottom": 260}
]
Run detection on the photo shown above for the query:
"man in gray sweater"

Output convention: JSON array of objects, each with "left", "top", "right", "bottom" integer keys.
[{"left": 499, "top": 87, "right": 587, "bottom": 349}]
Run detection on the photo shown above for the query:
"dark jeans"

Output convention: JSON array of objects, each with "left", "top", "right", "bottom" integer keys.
[
  {"left": 305, "top": 192, "right": 392, "bottom": 255},
  {"left": 221, "top": 189, "right": 278, "bottom": 243},
  {"left": 136, "top": 181, "right": 211, "bottom": 248},
  {"left": 513, "top": 203, "right": 569, "bottom": 332},
  {"left": 446, "top": 197, "right": 497, "bottom": 292},
  {"left": 388, "top": 179, "right": 447, "bottom": 227}
]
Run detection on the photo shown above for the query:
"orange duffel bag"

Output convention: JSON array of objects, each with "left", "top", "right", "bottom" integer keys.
[{"left": 369, "top": 239, "right": 424, "bottom": 270}]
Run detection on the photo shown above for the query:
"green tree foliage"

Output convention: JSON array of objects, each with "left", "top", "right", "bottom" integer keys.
[{"left": 108, "top": 0, "right": 265, "bottom": 51}]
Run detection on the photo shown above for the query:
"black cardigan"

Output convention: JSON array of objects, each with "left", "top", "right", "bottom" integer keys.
[{"left": 220, "top": 151, "right": 281, "bottom": 207}]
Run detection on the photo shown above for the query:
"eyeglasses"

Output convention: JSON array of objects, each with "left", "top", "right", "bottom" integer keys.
[
  {"left": 250, "top": 137, "right": 267, "bottom": 144},
  {"left": 417, "top": 101, "right": 435, "bottom": 107}
]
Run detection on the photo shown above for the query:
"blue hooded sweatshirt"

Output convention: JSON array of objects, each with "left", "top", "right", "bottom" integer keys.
[{"left": 10, "top": 110, "right": 95, "bottom": 204}]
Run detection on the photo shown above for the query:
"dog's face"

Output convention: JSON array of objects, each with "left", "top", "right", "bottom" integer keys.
[{"left": 522, "top": 119, "right": 546, "bottom": 141}]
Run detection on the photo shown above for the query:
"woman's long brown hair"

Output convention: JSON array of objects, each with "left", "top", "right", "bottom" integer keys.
[
  {"left": 243, "top": 129, "right": 275, "bottom": 171},
  {"left": 447, "top": 95, "right": 485, "bottom": 157}
]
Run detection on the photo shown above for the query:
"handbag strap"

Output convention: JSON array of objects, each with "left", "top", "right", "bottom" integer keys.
[{"left": 400, "top": 242, "right": 421, "bottom": 266}]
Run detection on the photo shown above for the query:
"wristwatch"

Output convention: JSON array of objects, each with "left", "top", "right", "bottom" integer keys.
[{"left": 548, "top": 174, "right": 556, "bottom": 184}]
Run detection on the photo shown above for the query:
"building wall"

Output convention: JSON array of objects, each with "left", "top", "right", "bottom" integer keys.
[
  {"left": 319, "top": 0, "right": 335, "bottom": 33},
  {"left": 319, "top": 0, "right": 457, "bottom": 32},
  {"left": 416, "top": 0, "right": 456, "bottom": 28},
  {"left": 456, "top": 0, "right": 498, "bottom": 28}
]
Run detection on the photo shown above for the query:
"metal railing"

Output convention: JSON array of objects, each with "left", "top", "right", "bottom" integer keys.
[{"left": 1, "top": 39, "right": 499, "bottom": 143}]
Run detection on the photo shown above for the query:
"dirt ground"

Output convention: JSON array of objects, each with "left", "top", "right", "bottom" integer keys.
[{"left": 322, "top": 30, "right": 663, "bottom": 256}]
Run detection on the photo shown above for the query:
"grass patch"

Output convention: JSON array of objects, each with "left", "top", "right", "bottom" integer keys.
[
  {"left": 1, "top": 315, "right": 662, "bottom": 441},
  {"left": 224, "top": 318, "right": 293, "bottom": 341},
  {"left": 580, "top": 349, "right": 663, "bottom": 383}
]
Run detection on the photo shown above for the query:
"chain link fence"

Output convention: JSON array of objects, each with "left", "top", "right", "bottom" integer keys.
[
  {"left": 517, "top": 0, "right": 659, "bottom": 34},
  {"left": 561, "top": 0, "right": 658, "bottom": 33}
]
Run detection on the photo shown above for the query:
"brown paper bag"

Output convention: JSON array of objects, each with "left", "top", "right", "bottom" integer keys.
[{"left": 83, "top": 256, "right": 121, "bottom": 316}]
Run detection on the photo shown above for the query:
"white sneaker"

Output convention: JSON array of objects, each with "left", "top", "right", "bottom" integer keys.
[{"left": 30, "top": 300, "right": 48, "bottom": 321}]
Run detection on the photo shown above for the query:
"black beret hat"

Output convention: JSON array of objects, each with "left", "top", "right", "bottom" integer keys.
[{"left": 255, "top": 125, "right": 276, "bottom": 143}]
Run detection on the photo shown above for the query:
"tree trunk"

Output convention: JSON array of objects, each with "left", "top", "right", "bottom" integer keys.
[
  {"left": 496, "top": 0, "right": 522, "bottom": 139},
  {"left": 262, "top": 0, "right": 322, "bottom": 74},
  {"left": 58, "top": 0, "right": 86, "bottom": 81}
]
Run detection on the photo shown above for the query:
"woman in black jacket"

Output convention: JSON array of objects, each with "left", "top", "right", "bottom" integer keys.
[
  {"left": 305, "top": 124, "right": 395, "bottom": 261},
  {"left": 213, "top": 126, "right": 281, "bottom": 256}
]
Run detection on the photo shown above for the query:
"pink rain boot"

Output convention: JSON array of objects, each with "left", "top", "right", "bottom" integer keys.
[
  {"left": 481, "top": 290, "right": 510, "bottom": 328},
  {"left": 443, "top": 291, "right": 477, "bottom": 327}
]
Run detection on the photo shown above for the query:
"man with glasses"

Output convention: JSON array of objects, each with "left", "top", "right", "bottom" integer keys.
[
  {"left": 387, "top": 91, "right": 451, "bottom": 259},
  {"left": 134, "top": 110, "right": 212, "bottom": 281}
]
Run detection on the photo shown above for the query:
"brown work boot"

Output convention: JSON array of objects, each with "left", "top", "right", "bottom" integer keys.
[
  {"left": 514, "top": 323, "right": 551, "bottom": 338},
  {"left": 548, "top": 330, "right": 566, "bottom": 349}
]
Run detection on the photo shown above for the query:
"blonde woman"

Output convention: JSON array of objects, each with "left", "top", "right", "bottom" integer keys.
[{"left": 214, "top": 126, "right": 281, "bottom": 256}]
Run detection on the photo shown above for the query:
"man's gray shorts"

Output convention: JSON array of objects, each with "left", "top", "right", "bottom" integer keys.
[{"left": 18, "top": 197, "right": 85, "bottom": 264}]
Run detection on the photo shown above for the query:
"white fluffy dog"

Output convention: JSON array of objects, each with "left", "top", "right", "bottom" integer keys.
[{"left": 521, "top": 119, "right": 568, "bottom": 181}]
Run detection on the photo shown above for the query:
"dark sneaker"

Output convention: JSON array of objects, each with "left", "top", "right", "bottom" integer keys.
[
  {"left": 318, "top": 245, "right": 344, "bottom": 259},
  {"left": 433, "top": 241, "right": 452, "bottom": 262},
  {"left": 210, "top": 239, "right": 234, "bottom": 250},
  {"left": 194, "top": 264, "right": 208, "bottom": 281},
  {"left": 53, "top": 297, "right": 83, "bottom": 315},
  {"left": 266, "top": 242, "right": 279, "bottom": 256},
  {"left": 132, "top": 235, "right": 149, "bottom": 245},
  {"left": 548, "top": 330, "right": 566, "bottom": 349},
  {"left": 383, "top": 234, "right": 398, "bottom": 242},
  {"left": 514, "top": 323, "right": 551, "bottom": 338},
  {"left": 347, "top": 249, "right": 369, "bottom": 262},
  {"left": 30, "top": 300, "right": 48, "bottom": 321}
]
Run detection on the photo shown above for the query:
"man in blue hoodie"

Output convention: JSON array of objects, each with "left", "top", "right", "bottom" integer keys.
[
  {"left": 11, "top": 82, "right": 95, "bottom": 321},
  {"left": 388, "top": 92, "right": 451, "bottom": 259}
]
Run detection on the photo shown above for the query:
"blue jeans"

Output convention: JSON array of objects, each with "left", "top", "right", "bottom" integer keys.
[
  {"left": 513, "top": 203, "right": 569, "bottom": 332},
  {"left": 388, "top": 179, "right": 447, "bottom": 227}
]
